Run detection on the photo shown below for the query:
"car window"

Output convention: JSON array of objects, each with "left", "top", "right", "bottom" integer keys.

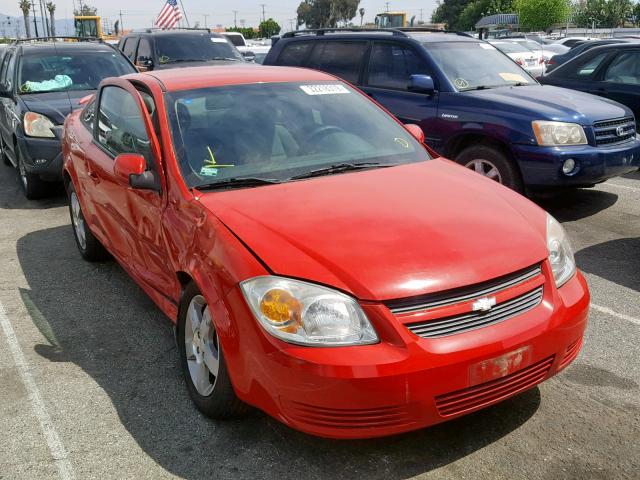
[
  {"left": 0, "top": 52, "right": 12, "bottom": 89},
  {"left": 122, "top": 37, "right": 138, "bottom": 61},
  {"left": 96, "top": 86, "right": 153, "bottom": 166},
  {"left": 155, "top": 34, "right": 243, "bottom": 64},
  {"left": 306, "top": 41, "right": 368, "bottom": 83},
  {"left": 574, "top": 52, "right": 609, "bottom": 77},
  {"left": 165, "top": 82, "right": 431, "bottom": 188},
  {"left": 368, "top": 42, "right": 431, "bottom": 90},
  {"left": 492, "top": 42, "right": 530, "bottom": 54},
  {"left": 137, "top": 38, "right": 152, "bottom": 63},
  {"left": 603, "top": 51, "right": 640, "bottom": 85},
  {"left": 18, "top": 51, "right": 135, "bottom": 94},
  {"left": 276, "top": 42, "right": 313, "bottom": 66}
]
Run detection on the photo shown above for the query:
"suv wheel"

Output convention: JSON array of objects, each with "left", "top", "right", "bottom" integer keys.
[
  {"left": 0, "top": 138, "right": 10, "bottom": 166},
  {"left": 17, "top": 146, "right": 47, "bottom": 199},
  {"left": 456, "top": 145, "right": 523, "bottom": 193}
]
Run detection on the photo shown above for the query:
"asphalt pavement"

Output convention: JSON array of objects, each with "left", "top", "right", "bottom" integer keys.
[{"left": 0, "top": 161, "right": 638, "bottom": 480}]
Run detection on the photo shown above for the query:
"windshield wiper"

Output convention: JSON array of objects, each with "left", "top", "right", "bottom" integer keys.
[
  {"left": 288, "top": 162, "right": 394, "bottom": 180},
  {"left": 209, "top": 57, "right": 241, "bottom": 61},
  {"left": 193, "top": 177, "right": 281, "bottom": 191},
  {"left": 164, "top": 58, "right": 207, "bottom": 64}
]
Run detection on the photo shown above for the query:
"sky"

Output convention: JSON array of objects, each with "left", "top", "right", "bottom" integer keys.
[{"left": 0, "top": 0, "right": 440, "bottom": 32}]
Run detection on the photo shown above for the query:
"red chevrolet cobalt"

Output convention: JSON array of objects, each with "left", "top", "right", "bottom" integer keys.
[{"left": 62, "top": 66, "right": 589, "bottom": 439}]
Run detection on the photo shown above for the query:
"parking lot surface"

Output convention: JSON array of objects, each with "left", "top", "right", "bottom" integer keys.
[{"left": 0, "top": 162, "right": 638, "bottom": 480}]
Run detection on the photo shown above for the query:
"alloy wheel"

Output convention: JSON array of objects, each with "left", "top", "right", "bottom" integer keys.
[
  {"left": 184, "top": 295, "right": 220, "bottom": 396},
  {"left": 70, "top": 191, "right": 87, "bottom": 250},
  {"left": 464, "top": 159, "right": 503, "bottom": 183}
]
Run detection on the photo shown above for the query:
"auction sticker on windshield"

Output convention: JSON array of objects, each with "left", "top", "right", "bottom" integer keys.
[
  {"left": 499, "top": 72, "right": 528, "bottom": 83},
  {"left": 300, "top": 84, "right": 350, "bottom": 95}
]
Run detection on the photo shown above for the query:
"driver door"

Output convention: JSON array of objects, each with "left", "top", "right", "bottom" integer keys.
[{"left": 90, "top": 82, "right": 177, "bottom": 298}]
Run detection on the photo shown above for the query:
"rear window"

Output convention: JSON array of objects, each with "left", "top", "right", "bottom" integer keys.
[
  {"left": 492, "top": 42, "right": 530, "bottom": 54},
  {"left": 122, "top": 37, "right": 138, "bottom": 60},
  {"left": 306, "top": 41, "right": 368, "bottom": 84},
  {"left": 277, "top": 42, "right": 314, "bottom": 66},
  {"left": 154, "top": 34, "right": 243, "bottom": 65}
]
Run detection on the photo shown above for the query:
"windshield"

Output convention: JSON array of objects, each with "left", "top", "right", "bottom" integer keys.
[
  {"left": 166, "top": 82, "right": 431, "bottom": 189},
  {"left": 155, "top": 35, "right": 243, "bottom": 64},
  {"left": 427, "top": 42, "right": 535, "bottom": 91},
  {"left": 223, "top": 34, "right": 245, "bottom": 47},
  {"left": 491, "top": 42, "right": 531, "bottom": 54},
  {"left": 19, "top": 51, "right": 134, "bottom": 94}
]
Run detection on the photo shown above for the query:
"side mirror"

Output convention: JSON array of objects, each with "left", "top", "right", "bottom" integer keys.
[
  {"left": 408, "top": 75, "right": 435, "bottom": 94},
  {"left": 242, "top": 51, "right": 256, "bottom": 62},
  {"left": 405, "top": 124, "right": 425, "bottom": 144},
  {"left": 114, "top": 153, "right": 157, "bottom": 190}
]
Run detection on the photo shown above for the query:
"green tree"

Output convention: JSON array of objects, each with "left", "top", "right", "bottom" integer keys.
[
  {"left": 633, "top": 2, "right": 640, "bottom": 25},
  {"left": 432, "top": 0, "right": 473, "bottom": 29},
  {"left": 605, "top": 0, "right": 633, "bottom": 26},
  {"left": 296, "top": 0, "right": 360, "bottom": 29},
  {"left": 46, "top": 2, "right": 56, "bottom": 37},
  {"left": 259, "top": 18, "right": 280, "bottom": 37},
  {"left": 74, "top": 4, "right": 97, "bottom": 16},
  {"left": 19, "top": 0, "right": 31, "bottom": 38},
  {"left": 457, "top": 0, "right": 515, "bottom": 31},
  {"left": 225, "top": 27, "right": 256, "bottom": 39},
  {"left": 514, "top": 0, "right": 571, "bottom": 31}
]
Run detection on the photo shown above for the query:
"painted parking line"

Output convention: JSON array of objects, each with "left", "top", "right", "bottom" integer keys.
[
  {"left": 0, "top": 301, "right": 75, "bottom": 480},
  {"left": 605, "top": 182, "right": 640, "bottom": 192},
  {"left": 591, "top": 303, "right": 640, "bottom": 326}
]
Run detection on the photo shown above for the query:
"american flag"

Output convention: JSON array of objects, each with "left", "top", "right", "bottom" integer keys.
[{"left": 154, "top": 0, "right": 182, "bottom": 29}]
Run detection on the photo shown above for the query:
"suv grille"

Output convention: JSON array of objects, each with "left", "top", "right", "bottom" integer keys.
[
  {"left": 593, "top": 117, "right": 636, "bottom": 146},
  {"left": 406, "top": 286, "right": 543, "bottom": 339}
]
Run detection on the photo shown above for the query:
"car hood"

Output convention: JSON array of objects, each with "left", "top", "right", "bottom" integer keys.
[
  {"left": 198, "top": 160, "right": 549, "bottom": 302},
  {"left": 21, "top": 90, "right": 93, "bottom": 125},
  {"left": 464, "top": 85, "right": 631, "bottom": 124}
]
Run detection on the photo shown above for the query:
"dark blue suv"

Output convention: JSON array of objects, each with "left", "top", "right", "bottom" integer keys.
[{"left": 264, "top": 28, "right": 640, "bottom": 192}]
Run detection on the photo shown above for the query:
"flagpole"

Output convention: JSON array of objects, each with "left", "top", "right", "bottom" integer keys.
[{"left": 178, "top": 0, "right": 190, "bottom": 27}]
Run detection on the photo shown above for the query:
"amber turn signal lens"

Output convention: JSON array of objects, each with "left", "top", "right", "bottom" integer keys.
[{"left": 259, "top": 289, "right": 301, "bottom": 333}]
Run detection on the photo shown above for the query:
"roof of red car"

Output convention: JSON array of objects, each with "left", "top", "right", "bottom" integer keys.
[{"left": 127, "top": 65, "right": 336, "bottom": 91}]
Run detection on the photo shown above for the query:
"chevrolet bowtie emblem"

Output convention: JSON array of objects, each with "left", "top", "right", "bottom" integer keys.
[{"left": 472, "top": 297, "right": 497, "bottom": 312}]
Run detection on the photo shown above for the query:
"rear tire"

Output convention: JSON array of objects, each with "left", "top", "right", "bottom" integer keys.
[
  {"left": 456, "top": 145, "right": 523, "bottom": 193},
  {"left": 67, "top": 182, "right": 109, "bottom": 261},
  {"left": 178, "top": 283, "right": 249, "bottom": 419},
  {"left": 17, "top": 146, "right": 47, "bottom": 199},
  {"left": 0, "top": 138, "right": 10, "bottom": 166}
]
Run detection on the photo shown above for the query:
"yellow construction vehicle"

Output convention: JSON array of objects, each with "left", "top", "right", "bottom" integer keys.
[
  {"left": 375, "top": 12, "right": 411, "bottom": 28},
  {"left": 74, "top": 15, "right": 103, "bottom": 38}
]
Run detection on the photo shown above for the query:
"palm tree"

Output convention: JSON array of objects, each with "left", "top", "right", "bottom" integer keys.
[
  {"left": 19, "top": 0, "right": 31, "bottom": 38},
  {"left": 46, "top": 2, "right": 55, "bottom": 37},
  {"left": 359, "top": 7, "right": 365, "bottom": 26}
]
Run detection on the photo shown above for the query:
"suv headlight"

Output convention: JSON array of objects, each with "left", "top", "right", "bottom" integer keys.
[
  {"left": 24, "top": 112, "right": 56, "bottom": 138},
  {"left": 240, "top": 276, "right": 378, "bottom": 346},
  {"left": 546, "top": 214, "right": 576, "bottom": 287},
  {"left": 532, "top": 121, "right": 587, "bottom": 146}
]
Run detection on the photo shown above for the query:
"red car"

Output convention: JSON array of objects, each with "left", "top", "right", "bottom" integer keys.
[{"left": 62, "top": 65, "right": 589, "bottom": 439}]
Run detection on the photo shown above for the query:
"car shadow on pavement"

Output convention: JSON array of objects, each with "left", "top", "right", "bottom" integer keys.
[
  {"left": 0, "top": 161, "right": 67, "bottom": 209},
  {"left": 534, "top": 188, "right": 618, "bottom": 222},
  {"left": 575, "top": 237, "right": 640, "bottom": 292},
  {"left": 17, "top": 225, "right": 542, "bottom": 480},
  {"left": 621, "top": 170, "right": 639, "bottom": 180}
]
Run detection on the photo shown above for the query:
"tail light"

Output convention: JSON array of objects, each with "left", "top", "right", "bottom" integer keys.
[
  {"left": 516, "top": 58, "right": 524, "bottom": 66},
  {"left": 539, "top": 57, "right": 545, "bottom": 64},
  {"left": 548, "top": 58, "right": 556, "bottom": 65}
]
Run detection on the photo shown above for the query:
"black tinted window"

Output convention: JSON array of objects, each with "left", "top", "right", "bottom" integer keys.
[
  {"left": 137, "top": 39, "right": 152, "bottom": 62},
  {"left": 155, "top": 34, "right": 243, "bottom": 65},
  {"left": 123, "top": 37, "right": 138, "bottom": 60},
  {"left": 604, "top": 51, "right": 640, "bottom": 84},
  {"left": 97, "top": 86, "right": 152, "bottom": 163},
  {"left": 307, "top": 41, "right": 368, "bottom": 83},
  {"left": 0, "top": 52, "right": 11, "bottom": 87},
  {"left": 368, "top": 43, "right": 430, "bottom": 90},
  {"left": 277, "top": 42, "right": 313, "bottom": 66}
]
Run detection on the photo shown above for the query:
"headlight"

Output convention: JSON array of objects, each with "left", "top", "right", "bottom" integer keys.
[
  {"left": 24, "top": 112, "right": 56, "bottom": 138},
  {"left": 532, "top": 121, "right": 587, "bottom": 146},
  {"left": 546, "top": 214, "right": 576, "bottom": 287},
  {"left": 240, "top": 276, "right": 378, "bottom": 346}
]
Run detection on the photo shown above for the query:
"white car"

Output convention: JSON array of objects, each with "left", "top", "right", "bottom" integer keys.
[
  {"left": 489, "top": 41, "right": 546, "bottom": 78},
  {"left": 505, "top": 39, "right": 565, "bottom": 64},
  {"left": 553, "top": 36, "right": 594, "bottom": 48},
  {"left": 222, "top": 32, "right": 252, "bottom": 53}
]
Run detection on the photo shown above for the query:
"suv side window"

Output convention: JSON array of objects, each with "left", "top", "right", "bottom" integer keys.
[
  {"left": 277, "top": 41, "right": 313, "bottom": 66},
  {"left": 306, "top": 41, "right": 368, "bottom": 84},
  {"left": 96, "top": 86, "right": 153, "bottom": 166},
  {"left": 123, "top": 37, "right": 139, "bottom": 61},
  {"left": 137, "top": 38, "right": 153, "bottom": 64},
  {"left": 603, "top": 50, "right": 640, "bottom": 85},
  {"left": 368, "top": 42, "right": 431, "bottom": 90},
  {"left": 0, "top": 52, "right": 12, "bottom": 89}
]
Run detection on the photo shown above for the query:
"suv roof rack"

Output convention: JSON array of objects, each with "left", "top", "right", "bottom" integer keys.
[
  {"left": 11, "top": 36, "right": 103, "bottom": 44},
  {"left": 282, "top": 27, "right": 471, "bottom": 39}
]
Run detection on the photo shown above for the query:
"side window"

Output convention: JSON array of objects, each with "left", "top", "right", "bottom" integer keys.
[
  {"left": 137, "top": 39, "right": 153, "bottom": 63},
  {"left": 5, "top": 54, "right": 16, "bottom": 91},
  {"left": 0, "top": 53, "right": 12, "bottom": 89},
  {"left": 276, "top": 42, "right": 313, "bottom": 66},
  {"left": 307, "top": 41, "right": 368, "bottom": 83},
  {"left": 603, "top": 51, "right": 640, "bottom": 85},
  {"left": 96, "top": 86, "right": 154, "bottom": 167},
  {"left": 123, "top": 37, "right": 139, "bottom": 61},
  {"left": 566, "top": 52, "right": 610, "bottom": 78},
  {"left": 368, "top": 43, "right": 431, "bottom": 90}
]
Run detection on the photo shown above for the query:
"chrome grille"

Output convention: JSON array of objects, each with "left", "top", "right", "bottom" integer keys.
[
  {"left": 406, "top": 286, "right": 543, "bottom": 339},
  {"left": 593, "top": 117, "right": 636, "bottom": 146},
  {"left": 387, "top": 264, "right": 541, "bottom": 314}
]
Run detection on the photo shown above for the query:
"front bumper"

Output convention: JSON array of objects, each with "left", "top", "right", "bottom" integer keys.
[
  {"left": 223, "top": 265, "right": 590, "bottom": 439},
  {"left": 514, "top": 137, "right": 640, "bottom": 187},
  {"left": 16, "top": 133, "right": 63, "bottom": 182}
]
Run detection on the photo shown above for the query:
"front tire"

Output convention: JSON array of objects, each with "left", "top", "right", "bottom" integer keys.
[
  {"left": 456, "top": 145, "right": 523, "bottom": 193},
  {"left": 178, "top": 283, "right": 248, "bottom": 419},
  {"left": 17, "top": 146, "right": 47, "bottom": 199},
  {"left": 67, "top": 182, "right": 109, "bottom": 261},
  {"left": 0, "top": 138, "right": 10, "bottom": 166}
]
